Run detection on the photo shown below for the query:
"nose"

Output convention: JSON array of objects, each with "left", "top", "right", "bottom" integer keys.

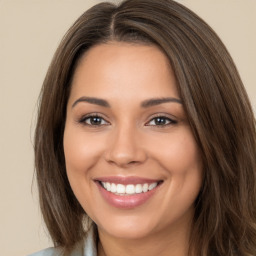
[{"left": 104, "top": 125, "right": 147, "bottom": 168}]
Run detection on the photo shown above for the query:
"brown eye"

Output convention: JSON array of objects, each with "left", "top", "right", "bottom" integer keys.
[
  {"left": 147, "top": 116, "right": 177, "bottom": 126},
  {"left": 80, "top": 115, "right": 109, "bottom": 126}
]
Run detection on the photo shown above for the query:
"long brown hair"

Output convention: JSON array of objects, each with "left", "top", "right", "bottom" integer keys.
[{"left": 34, "top": 0, "right": 256, "bottom": 255}]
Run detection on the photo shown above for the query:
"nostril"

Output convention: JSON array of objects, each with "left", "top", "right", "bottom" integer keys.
[{"left": 128, "top": 160, "right": 139, "bottom": 165}]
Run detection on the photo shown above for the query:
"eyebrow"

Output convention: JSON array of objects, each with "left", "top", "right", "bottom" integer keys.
[
  {"left": 141, "top": 97, "right": 182, "bottom": 107},
  {"left": 72, "top": 96, "right": 182, "bottom": 108},
  {"left": 72, "top": 96, "right": 110, "bottom": 108}
]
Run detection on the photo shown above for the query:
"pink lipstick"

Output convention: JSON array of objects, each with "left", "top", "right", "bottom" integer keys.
[{"left": 94, "top": 176, "right": 163, "bottom": 209}]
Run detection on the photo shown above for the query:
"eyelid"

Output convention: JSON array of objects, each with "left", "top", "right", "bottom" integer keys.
[
  {"left": 77, "top": 112, "right": 110, "bottom": 126},
  {"left": 76, "top": 112, "right": 178, "bottom": 127},
  {"left": 145, "top": 114, "right": 177, "bottom": 126}
]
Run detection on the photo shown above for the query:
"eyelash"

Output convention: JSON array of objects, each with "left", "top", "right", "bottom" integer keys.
[
  {"left": 145, "top": 115, "right": 177, "bottom": 127},
  {"left": 78, "top": 113, "right": 109, "bottom": 126},
  {"left": 78, "top": 113, "right": 177, "bottom": 127}
]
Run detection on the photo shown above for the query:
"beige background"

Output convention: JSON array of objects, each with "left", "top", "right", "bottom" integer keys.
[{"left": 0, "top": 0, "right": 255, "bottom": 255}]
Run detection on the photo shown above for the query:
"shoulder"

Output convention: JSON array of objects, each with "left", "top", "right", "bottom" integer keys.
[
  {"left": 27, "top": 247, "right": 62, "bottom": 256},
  {"left": 28, "top": 224, "right": 97, "bottom": 256}
]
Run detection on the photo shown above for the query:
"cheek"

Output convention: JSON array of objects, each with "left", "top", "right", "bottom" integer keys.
[
  {"left": 63, "top": 125, "right": 104, "bottom": 207},
  {"left": 63, "top": 126, "right": 104, "bottom": 175},
  {"left": 146, "top": 128, "right": 202, "bottom": 204},
  {"left": 166, "top": 131, "right": 202, "bottom": 194},
  {"left": 63, "top": 125, "right": 105, "bottom": 214},
  {"left": 147, "top": 127, "right": 201, "bottom": 175},
  {"left": 171, "top": 134, "right": 201, "bottom": 174},
  {"left": 167, "top": 133, "right": 202, "bottom": 212}
]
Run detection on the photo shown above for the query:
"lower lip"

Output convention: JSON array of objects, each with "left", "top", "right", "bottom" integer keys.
[{"left": 96, "top": 182, "right": 161, "bottom": 209}]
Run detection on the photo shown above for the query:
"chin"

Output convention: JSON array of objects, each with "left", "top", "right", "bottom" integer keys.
[{"left": 95, "top": 213, "right": 162, "bottom": 240}]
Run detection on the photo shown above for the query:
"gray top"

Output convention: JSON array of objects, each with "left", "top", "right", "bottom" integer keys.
[{"left": 28, "top": 227, "right": 97, "bottom": 256}]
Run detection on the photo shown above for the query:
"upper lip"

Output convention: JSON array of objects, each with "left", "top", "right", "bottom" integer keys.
[{"left": 94, "top": 176, "right": 162, "bottom": 185}]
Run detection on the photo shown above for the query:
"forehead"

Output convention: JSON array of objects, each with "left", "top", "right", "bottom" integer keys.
[{"left": 69, "top": 42, "right": 179, "bottom": 103}]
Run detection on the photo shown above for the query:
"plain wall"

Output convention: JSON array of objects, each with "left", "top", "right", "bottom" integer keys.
[{"left": 0, "top": 1, "right": 255, "bottom": 255}]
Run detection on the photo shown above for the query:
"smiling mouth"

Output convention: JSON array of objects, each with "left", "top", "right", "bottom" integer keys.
[
  {"left": 98, "top": 181, "right": 163, "bottom": 196},
  {"left": 95, "top": 177, "right": 163, "bottom": 208}
]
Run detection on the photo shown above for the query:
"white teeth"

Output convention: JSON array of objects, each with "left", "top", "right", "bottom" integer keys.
[
  {"left": 101, "top": 182, "right": 158, "bottom": 195},
  {"left": 111, "top": 183, "right": 116, "bottom": 193},
  {"left": 126, "top": 184, "right": 135, "bottom": 194},
  {"left": 142, "top": 183, "right": 148, "bottom": 192},
  {"left": 135, "top": 184, "right": 143, "bottom": 193},
  {"left": 106, "top": 182, "right": 111, "bottom": 191},
  {"left": 116, "top": 184, "right": 125, "bottom": 194},
  {"left": 149, "top": 182, "right": 157, "bottom": 191}
]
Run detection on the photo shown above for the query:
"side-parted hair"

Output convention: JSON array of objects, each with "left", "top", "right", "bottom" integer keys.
[{"left": 34, "top": 0, "right": 256, "bottom": 255}]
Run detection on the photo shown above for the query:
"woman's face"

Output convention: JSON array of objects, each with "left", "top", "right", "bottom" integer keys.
[{"left": 64, "top": 42, "right": 202, "bottom": 240}]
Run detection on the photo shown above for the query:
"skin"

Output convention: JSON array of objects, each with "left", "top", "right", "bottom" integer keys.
[{"left": 64, "top": 42, "right": 202, "bottom": 256}]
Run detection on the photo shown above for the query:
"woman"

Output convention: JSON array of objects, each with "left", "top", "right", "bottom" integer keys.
[{"left": 30, "top": 0, "right": 256, "bottom": 255}]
